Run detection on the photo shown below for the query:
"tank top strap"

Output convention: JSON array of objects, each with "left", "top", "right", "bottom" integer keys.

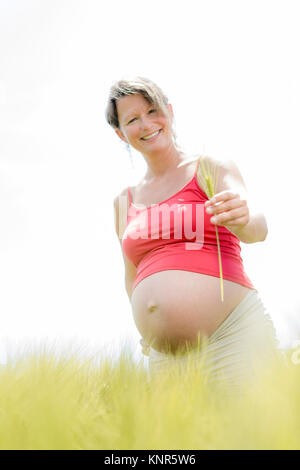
[
  {"left": 194, "top": 156, "right": 201, "bottom": 177},
  {"left": 127, "top": 186, "right": 132, "bottom": 205}
]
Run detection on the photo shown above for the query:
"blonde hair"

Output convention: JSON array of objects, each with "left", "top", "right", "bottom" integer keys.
[{"left": 105, "top": 76, "right": 184, "bottom": 152}]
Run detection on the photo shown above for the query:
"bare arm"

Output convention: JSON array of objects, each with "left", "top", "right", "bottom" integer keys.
[
  {"left": 114, "top": 191, "right": 137, "bottom": 301},
  {"left": 201, "top": 156, "right": 268, "bottom": 244}
]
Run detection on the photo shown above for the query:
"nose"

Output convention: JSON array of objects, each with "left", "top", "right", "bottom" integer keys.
[{"left": 139, "top": 114, "right": 153, "bottom": 131}]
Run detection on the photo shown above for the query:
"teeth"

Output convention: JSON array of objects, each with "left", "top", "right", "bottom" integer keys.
[{"left": 142, "top": 130, "right": 160, "bottom": 140}]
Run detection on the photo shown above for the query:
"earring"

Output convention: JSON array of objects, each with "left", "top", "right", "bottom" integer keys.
[{"left": 126, "top": 142, "right": 135, "bottom": 170}]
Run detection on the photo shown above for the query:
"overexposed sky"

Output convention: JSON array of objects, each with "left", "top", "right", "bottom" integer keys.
[{"left": 0, "top": 0, "right": 299, "bottom": 364}]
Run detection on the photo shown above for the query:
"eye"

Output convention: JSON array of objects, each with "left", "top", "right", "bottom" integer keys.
[
  {"left": 127, "top": 109, "right": 156, "bottom": 125},
  {"left": 127, "top": 117, "right": 137, "bottom": 124}
]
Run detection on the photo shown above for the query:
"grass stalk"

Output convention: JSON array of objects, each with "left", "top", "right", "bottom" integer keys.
[
  {"left": 197, "top": 156, "right": 224, "bottom": 302},
  {"left": 0, "top": 339, "right": 294, "bottom": 449}
]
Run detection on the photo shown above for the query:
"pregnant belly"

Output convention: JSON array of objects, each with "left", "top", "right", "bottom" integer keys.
[{"left": 131, "top": 270, "right": 253, "bottom": 354}]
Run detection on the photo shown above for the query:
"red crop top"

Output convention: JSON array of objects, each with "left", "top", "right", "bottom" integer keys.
[{"left": 122, "top": 157, "right": 256, "bottom": 295}]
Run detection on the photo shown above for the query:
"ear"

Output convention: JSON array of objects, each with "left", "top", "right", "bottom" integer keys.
[
  {"left": 115, "top": 128, "right": 128, "bottom": 144},
  {"left": 167, "top": 103, "right": 174, "bottom": 126}
]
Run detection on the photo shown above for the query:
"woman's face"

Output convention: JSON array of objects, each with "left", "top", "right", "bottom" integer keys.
[{"left": 115, "top": 93, "right": 174, "bottom": 154}]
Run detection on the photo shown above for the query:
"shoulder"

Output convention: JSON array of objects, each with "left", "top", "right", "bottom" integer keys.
[
  {"left": 190, "top": 153, "right": 230, "bottom": 175},
  {"left": 113, "top": 184, "right": 137, "bottom": 221},
  {"left": 197, "top": 155, "right": 248, "bottom": 197},
  {"left": 193, "top": 154, "right": 230, "bottom": 194},
  {"left": 196, "top": 154, "right": 229, "bottom": 169},
  {"left": 113, "top": 187, "right": 128, "bottom": 209},
  {"left": 113, "top": 186, "right": 134, "bottom": 240},
  {"left": 183, "top": 154, "right": 241, "bottom": 190},
  {"left": 114, "top": 185, "right": 136, "bottom": 209}
]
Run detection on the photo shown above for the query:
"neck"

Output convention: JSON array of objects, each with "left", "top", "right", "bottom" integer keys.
[{"left": 143, "top": 144, "right": 186, "bottom": 181}]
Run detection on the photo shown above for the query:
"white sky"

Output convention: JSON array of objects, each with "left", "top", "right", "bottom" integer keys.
[{"left": 0, "top": 0, "right": 299, "bottom": 365}]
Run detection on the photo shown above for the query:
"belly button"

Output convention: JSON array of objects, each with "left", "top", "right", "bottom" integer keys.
[{"left": 147, "top": 301, "right": 158, "bottom": 313}]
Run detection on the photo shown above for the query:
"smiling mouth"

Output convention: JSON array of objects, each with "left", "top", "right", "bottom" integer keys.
[{"left": 140, "top": 129, "right": 162, "bottom": 141}]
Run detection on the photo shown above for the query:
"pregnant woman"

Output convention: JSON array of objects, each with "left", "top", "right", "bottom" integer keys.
[{"left": 106, "top": 76, "right": 283, "bottom": 393}]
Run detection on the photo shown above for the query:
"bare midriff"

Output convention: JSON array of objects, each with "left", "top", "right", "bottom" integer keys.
[
  {"left": 131, "top": 270, "right": 252, "bottom": 354},
  {"left": 126, "top": 157, "right": 253, "bottom": 355}
]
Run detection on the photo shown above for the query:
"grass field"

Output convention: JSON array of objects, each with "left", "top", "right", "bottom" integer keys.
[{"left": 0, "top": 339, "right": 299, "bottom": 450}]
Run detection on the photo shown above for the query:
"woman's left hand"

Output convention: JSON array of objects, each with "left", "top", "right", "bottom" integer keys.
[{"left": 204, "top": 190, "right": 250, "bottom": 233}]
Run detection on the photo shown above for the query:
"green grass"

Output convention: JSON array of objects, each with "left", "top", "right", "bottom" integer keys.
[{"left": 0, "top": 339, "right": 299, "bottom": 450}]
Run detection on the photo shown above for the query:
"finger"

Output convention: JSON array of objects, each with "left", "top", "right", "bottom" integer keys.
[
  {"left": 225, "top": 216, "right": 249, "bottom": 228},
  {"left": 204, "top": 199, "right": 214, "bottom": 207},
  {"left": 208, "top": 191, "right": 239, "bottom": 206},
  {"left": 211, "top": 207, "right": 248, "bottom": 225},
  {"left": 206, "top": 197, "right": 241, "bottom": 215}
]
